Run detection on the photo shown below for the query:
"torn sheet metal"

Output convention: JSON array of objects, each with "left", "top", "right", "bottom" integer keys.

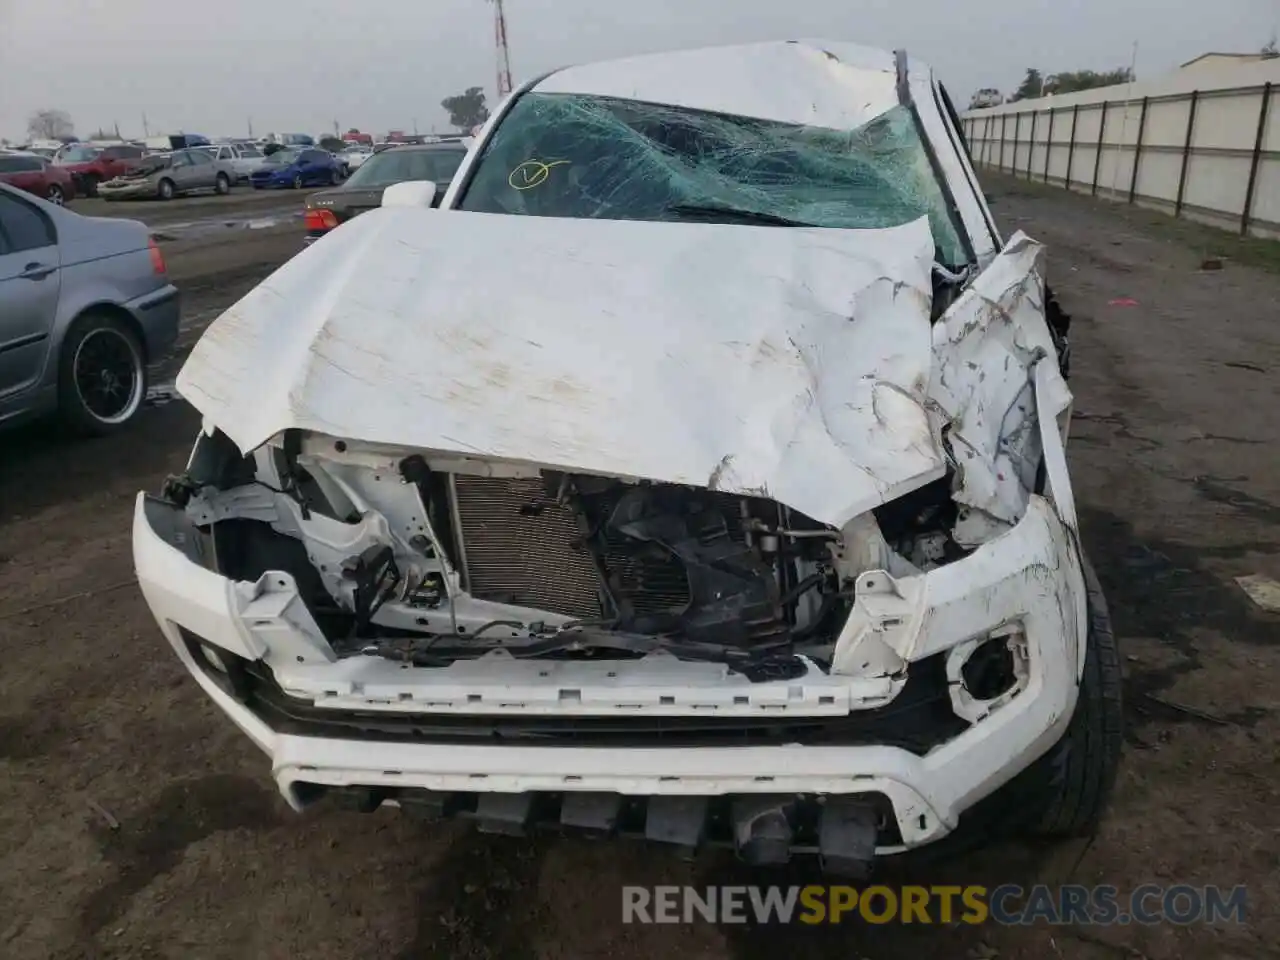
[
  {"left": 537, "top": 40, "right": 899, "bottom": 131},
  {"left": 177, "top": 207, "right": 942, "bottom": 529},
  {"left": 927, "top": 232, "right": 1072, "bottom": 534}
]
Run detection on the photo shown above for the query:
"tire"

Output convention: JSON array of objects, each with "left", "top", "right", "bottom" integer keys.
[
  {"left": 1020, "top": 557, "right": 1123, "bottom": 836},
  {"left": 158, "top": 178, "right": 175, "bottom": 201},
  {"left": 46, "top": 184, "right": 65, "bottom": 205},
  {"left": 57, "top": 313, "right": 147, "bottom": 436},
  {"left": 328, "top": 168, "right": 339, "bottom": 185},
  {"left": 215, "top": 172, "right": 231, "bottom": 195},
  {"left": 82, "top": 174, "right": 100, "bottom": 198},
  {"left": 293, "top": 174, "right": 304, "bottom": 190}
]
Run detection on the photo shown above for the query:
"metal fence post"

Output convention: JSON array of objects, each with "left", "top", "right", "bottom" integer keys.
[
  {"left": 1000, "top": 113, "right": 1007, "bottom": 172},
  {"left": 1043, "top": 108, "right": 1055, "bottom": 181},
  {"left": 1174, "top": 90, "right": 1199, "bottom": 217},
  {"left": 1065, "top": 104, "right": 1079, "bottom": 191},
  {"left": 1013, "top": 112, "right": 1022, "bottom": 174},
  {"left": 1092, "top": 101, "right": 1109, "bottom": 196},
  {"left": 1027, "top": 111, "right": 1038, "bottom": 178},
  {"left": 1241, "top": 82, "right": 1273, "bottom": 236},
  {"left": 1128, "top": 96, "right": 1150, "bottom": 203}
]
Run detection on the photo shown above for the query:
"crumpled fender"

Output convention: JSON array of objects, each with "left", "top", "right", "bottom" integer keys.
[{"left": 927, "top": 231, "right": 1073, "bottom": 539}]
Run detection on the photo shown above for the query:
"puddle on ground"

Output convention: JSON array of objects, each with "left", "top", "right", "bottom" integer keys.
[{"left": 149, "top": 211, "right": 302, "bottom": 241}]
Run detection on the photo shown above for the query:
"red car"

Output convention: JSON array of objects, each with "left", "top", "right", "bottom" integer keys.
[
  {"left": 53, "top": 143, "right": 145, "bottom": 197},
  {"left": 0, "top": 152, "right": 76, "bottom": 205}
]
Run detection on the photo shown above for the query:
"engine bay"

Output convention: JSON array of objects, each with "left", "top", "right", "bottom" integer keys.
[{"left": 172, "top": 431, "right": 975, "bottom": 676}]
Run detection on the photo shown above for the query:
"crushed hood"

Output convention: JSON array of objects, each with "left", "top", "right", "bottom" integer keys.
[{"left": 177, "top": 207, "right": 947, "bottom": 528}]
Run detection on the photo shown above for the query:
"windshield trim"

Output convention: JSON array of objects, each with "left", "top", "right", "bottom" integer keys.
[{"left": 893, "top": 49, "right": 974, "bottom": 267}]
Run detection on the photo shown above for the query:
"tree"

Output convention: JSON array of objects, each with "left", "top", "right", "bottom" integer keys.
[
  {"left": 27, "top": 108, "right": 75, "bottom": 141},
  {"left": 1263, "top": 35, "right": 1278, "bottom": 59},
  {"left": 1008, "top": 69, "right": 1045, "bottom": 102},
  {"left": 441, "top": 87, "right": 489, "bottom": 131},
  {"left": 1043, "top": 68, "right": 1134, "bottom": 95}
]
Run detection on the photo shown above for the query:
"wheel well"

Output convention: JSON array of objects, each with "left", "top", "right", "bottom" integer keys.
[{"left": 68, "top": 304, "right": 149, "bottom": 364}]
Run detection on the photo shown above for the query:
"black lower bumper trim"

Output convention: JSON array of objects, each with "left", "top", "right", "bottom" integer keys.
[{"left": 308, "top": 783, "right": 902, "bottom": 864}]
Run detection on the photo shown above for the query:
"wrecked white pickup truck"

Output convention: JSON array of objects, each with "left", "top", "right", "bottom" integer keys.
[{"left": 133, "top": 40, "right": 1121, "bottom": 872}]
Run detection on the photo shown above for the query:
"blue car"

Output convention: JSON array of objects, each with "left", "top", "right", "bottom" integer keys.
[{"left": 249, "top": 147, "right": 343, "bottom": 190}]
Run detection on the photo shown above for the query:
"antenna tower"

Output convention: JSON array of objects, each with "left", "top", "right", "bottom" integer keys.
[{"left": 491, "top": 0, "right": 513, "bottom": 98}]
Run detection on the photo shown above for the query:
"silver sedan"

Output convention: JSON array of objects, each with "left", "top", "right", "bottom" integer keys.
[{"left": 0, "top": 183, "right": 180, "bottom": 434}]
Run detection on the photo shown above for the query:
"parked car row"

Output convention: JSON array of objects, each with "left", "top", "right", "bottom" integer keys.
[{"left": 94, "top": 145, "right": 348, "bottom": 202}]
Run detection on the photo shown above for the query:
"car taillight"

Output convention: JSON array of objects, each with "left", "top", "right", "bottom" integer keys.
[
  {"left": 305, "top": 208, "right": 338, "bottom": 231},
  {"left": 148, "top": 237, "right": 166, "bottom": 275}
]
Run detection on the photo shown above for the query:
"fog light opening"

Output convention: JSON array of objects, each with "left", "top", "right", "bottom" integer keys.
[
  {"left": 946, "top": 627, "right": 1029, "bottom": 723},
  {"left": 962, "top": 635, "right": 1017, "bottom": 700}
]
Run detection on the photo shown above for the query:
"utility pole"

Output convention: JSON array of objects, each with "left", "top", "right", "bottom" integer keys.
[
  {"left": 491, "top": 0, "right": 513, "bottom": 99},
  {"left": 1110, "top": 40, "right": 1140, "bottom": 196},
  {"left": 142, "top": 112, "right": 150, "bottom": 137},
  {"left": 248, "top": 116, "right": 254, "bottom": 138}
]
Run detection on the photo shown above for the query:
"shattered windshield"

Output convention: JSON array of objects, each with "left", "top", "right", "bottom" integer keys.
[{"left": 456, "top": 92, "right": 966, "bottom": 264}]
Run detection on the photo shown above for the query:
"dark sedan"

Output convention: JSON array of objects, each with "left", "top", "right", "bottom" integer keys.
[{"left": 302, "top": 142, "right": 468, "bottom": 245}]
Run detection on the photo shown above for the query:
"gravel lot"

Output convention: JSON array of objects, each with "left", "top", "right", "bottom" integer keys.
[{"left": 0, "top": 175, "right": 1277, "bottom": 959}]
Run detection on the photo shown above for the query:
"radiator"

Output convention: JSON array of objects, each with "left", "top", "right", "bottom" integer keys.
[
  {"left": 451, "top": 476, "right": 606, "bottom": 618},
  {"left": 449, "top": 475, "right": 693, "bottom": 620}
]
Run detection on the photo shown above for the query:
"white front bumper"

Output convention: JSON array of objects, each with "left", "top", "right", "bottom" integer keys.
[{"left": 132, "top": 492, "right": 1085, "bottom": 851}]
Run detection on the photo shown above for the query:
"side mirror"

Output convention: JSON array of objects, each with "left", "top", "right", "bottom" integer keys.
[
  {"left": 382, "top": 180, "right": 439, "bottom": 208},
  {"left": 984, "top": 192, "right": 997, "bottom": 205}
]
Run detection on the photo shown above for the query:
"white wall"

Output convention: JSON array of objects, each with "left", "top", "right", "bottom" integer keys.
[{"left": 962, "top": 60, "right": 1280, "bottom": 239}]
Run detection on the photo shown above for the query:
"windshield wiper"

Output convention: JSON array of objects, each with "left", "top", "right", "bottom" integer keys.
[{"left": 664, "top": 202, "right": 817, "bottom": 228}]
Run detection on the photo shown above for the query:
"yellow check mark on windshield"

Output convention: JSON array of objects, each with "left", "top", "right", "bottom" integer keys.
[{"left": 509, "top": 159, "right": 571, "bottom": 190}]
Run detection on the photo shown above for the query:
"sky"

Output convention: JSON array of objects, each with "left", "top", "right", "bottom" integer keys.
[{"left": 1, "top": 0, "right": 1276, "bottom": 142}]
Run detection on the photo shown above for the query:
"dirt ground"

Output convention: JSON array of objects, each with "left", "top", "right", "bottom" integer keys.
[{"left": 0, "top": 174, "right": 1277, "bottom": 960}]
